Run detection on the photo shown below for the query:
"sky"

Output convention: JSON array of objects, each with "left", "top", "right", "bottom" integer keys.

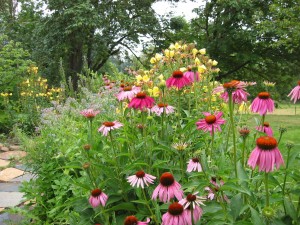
[{"left": 152, "top": 0, "right": 205, "bottom": 21}]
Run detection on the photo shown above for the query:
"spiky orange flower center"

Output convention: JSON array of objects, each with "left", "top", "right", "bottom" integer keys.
[
  {"left": 135, "top": 170, "right": 145, "bottom": 178},
  {"left": 239, "top": 128, "right": 250, "bottom": 136},
  {"left": 136, "top": 92, "right": 146, "bottom": 99},
  {"left": 124, "top": 215, "right": 138, "bottom": 225},
  {"left": 223, "top": 80, "right": 240, "bottom": 89},
  {"left": 172, "top": 70, "right": 184, "bottom": 78},
  {"left": 192, "top": 158, "right": 199, "bottom": 163},
  {"left": 83, "top": 144, "right": 91, "bottom": 150},
  {"left": 187, "top": 194, "right": 196, "bottom": 202},
  {"left": 205, "top": 115, "right": 216, "bottom": 124},
  {"left": 256, "top": 136, "right": 277, "bottom": 150},
  {"left": 168, "top": 202, "right": 184, "bottom": 215},
  {"left": 91, "top": 188, "right": 102, "bottom": 197},
  {"left": 298, "top": 81, "right": 300, "bottom": 86},
  {"left": 158, "top": 103, "right": 168, "bottom": 108},
  {"left": 264, "top": 122, "right": 270, "bottom": 127},
  {"left": 103, "top": 121, "right": 115, "bottom": 127},
  {"left": 160, "top": 172, "right": 174, "bottom": 186},
  {"left": 123, "top": 86, "right": 132, "bottom": 91},
  {"left": 258, "top": 92, "right": 270, "bottom": 99}
]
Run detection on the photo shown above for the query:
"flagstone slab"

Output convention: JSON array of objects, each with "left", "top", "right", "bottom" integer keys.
[
  {"left": 0, "top": 168, "right": 24, "bottom": 182},
  {"left": 0, "top": 208, "right": 4, "bottom": 212},
  {"left": 0, "top": 151, "right": 27, "bottom": 160},
  {"left": 0, "top": 183, "right": 21, "bottom": 192},
  {"left": 0, "top": 159, "right": 10, "bottom": 168},
  {"left": 9, "top": 145, "right": 22, "bottom": 151},
  {"left": 0, "top": 146, "right": 10, "bottom": 152},
  {"left": 0, "top": 192, "right": 24, "bottom": 207},
  {"left": 11, "top": 173, "right": 35, "bottom": 182}
]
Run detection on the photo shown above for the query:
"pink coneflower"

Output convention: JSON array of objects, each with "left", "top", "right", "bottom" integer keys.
[
  {"left": 288, "top": 81, "right": 300, "bottom": 104},
  {"left": 184, "top": 68, "right": 200, "bottom": 83},
  {"left": 256, "top": 122, "right": 274, "bottom": 136},
  {"left": 187, "top": 158, "right": 202, "bottom": 172},
  {"left": 215, "top": 80, "right": 252, "bottom": 104},
  {"left": 124, "top": 216, "right": 150, "bottom": 225},
  {"left": 205, "top": 177, "right": 229, "bottom": 203},
  {"left": 196, "top": 112, "right": 226, "bottom": 135},
  {"left": 152, "top": 172, "right": 183, "bottom": 203},
  {"left": 247, "top": 136, "right": 284, "bottom": 172},
  {"left": 250, "top": 92, "right": 274, "bottom": 115},
  {"left": 179, "top": 192, "right": 205, "bottom": 223},
  {"left": 128, "top": 92, "right": 155, "bottom": 110},
  {"left": 80, "top": 109, "right": 100, "bottom": 119},
  {"left": 127, "top": 170, "right": 156, "bottom": 188},
  {"left": 162, "top": 202, "right": 189, "bottom": 225},
  {"left": 151, "top": 103, "right": 175, "bottom": 116},
  {"left": 117, "top": 86, "right": 141, "bottom": 101},
  {"left": 166, "top": 70, "right": 191, "bottom": 89},
  {"left": 89, "top": 188, "right": 108, "bottom": 208},
  {"left": 98, "top": 121, "right": 123, "bottom": 136}
]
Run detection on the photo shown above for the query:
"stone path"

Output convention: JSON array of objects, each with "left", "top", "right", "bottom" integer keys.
[{"left": 0, "top": 143, "right": 34, "bottom": 225}]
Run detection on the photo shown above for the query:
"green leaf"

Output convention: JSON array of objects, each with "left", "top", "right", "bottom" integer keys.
[
  {"left": 230, "top": 193, "right": 243, "bottom": 221},
  {"left": 102, "top": 202, "right": 137, "bottom": 213},
  {"left": 284, "top": 198, "right": 297, "bottom": 222},
  {"left": 250, "top": 206, "right": 264, "bottom": 225}
]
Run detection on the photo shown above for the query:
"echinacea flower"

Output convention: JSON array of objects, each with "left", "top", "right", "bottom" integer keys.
[
  {"left": 127, "top": 170, "right": 156, "bottom": 188},
  {"left": 80, "top": 109, "right": 100, "bottom": 119},
  {"left": 117, "top": 86, "right": 141, "bottom": 101},
  {"left": 172, "top": 141, "right": 188, "bottom": 151},
  {"left": 152, "top": 172, "right": 183, "bottom": 203},
  {"left": 250, "top": 92, "right": 274, "bottom": 115},
  {"left": 166, "top": 70, "right": 191, "bottom": 89},
  {"left": 98, "top": 121, "right": 123, "bottom": 136},
  {"left": 288, "top": 81, "right": 300, "bottom": 104},
  {"left": 124, "top": 215, "right": 150, "bottom": 225},
  {"left": 205, "top": 177, "right": 229, "bottom": 203},
  {"left": 247, "top": 136, "right": 284, "bottom": 172},
  {"left": 179, "top": 192, "right": 205, "bottom": 223},
  {"left": 187, "top": 158, "right": 202, "bottom": 172},
  {"left": 196, "top": 112, "right": 226, "bottom": 135},
  {"left": 256, "top": 122, "right": 273, "bottom": 136},
  {"left": 128, "top": 92, "right": 155, "bottom": 110},
  {"left": 89, "top": 188, "right": 108, "bottom": 208},
  {"left": 239, "top": 127, "right": 250, "bottom": 138},
  {"left": 184, "top": 68, "right": 200, "bottom": 83},
  {"left": 151, "top": 103, "right": 175, "bottom": 116},
  {"left": 162, "top": 202, "right": 189, "bottom": 225}
]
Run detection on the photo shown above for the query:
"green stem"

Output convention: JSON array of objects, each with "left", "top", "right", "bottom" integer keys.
[
  {"left": 89, "top": 119, "right": 93, "bottom": 146},
  {"left": 265, "top": 172, "right": 270, "bottom": 207},
  {"left": 241, "top": 137, "right": 246, "bottom": 168},
  {"left": 282, "top": 146, "right": 291, "bottom": 214},
  {"left": 142, "top": 188, "right": 159, "bottom": 225},
  {"left": 177, "top": 90, "right": 181, "bottom": 128},
  {"left": 228, "top": 92, "right": 237, "bottom": 177},
  {"left": 191, "top": 206, "right": 195, "bottom": 225},
  {"left": 210, "top": 126, "right": 214, "bottom": 164}
]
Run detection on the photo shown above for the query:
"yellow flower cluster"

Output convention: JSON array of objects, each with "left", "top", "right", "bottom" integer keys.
[
  {"left": 0, "top": 92, "right": 12, "bottom": 97},
  {"left": 27, "top": 65, "right": 39, "bottom": 75}
]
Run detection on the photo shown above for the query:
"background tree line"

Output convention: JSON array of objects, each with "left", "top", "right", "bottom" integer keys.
[{"left": 1, "top": 0, "right": 299, "bottom": 99}]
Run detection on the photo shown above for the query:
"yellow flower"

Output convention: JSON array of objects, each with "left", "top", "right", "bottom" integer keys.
[
  {"left": 192, "top": 48, "right": 198, "bottom": 57},
  {"left": 165, "top": 49, "right": 174, "bottom": 58},
  {"left": 174, "top": 42, "right": 181, "bottom": 50},
  {"left": 211, "top": 95, "right": 217, "bottom": 102},
  {"left": 214, "top": 68, "right": 221, "bottom": 73},
  {"left": 148, "top": 86, "right": 160, "bottom": 97},
  {"left": 199, "top": 48, "right": 206, "bottom": 55},
  {"left": 263, "top": 81, "right": 276, "bottom": 87},
  {"left": 179, "top": 67, "right": 187, "bottom": 72},
  {"left": 142, "top": 75, "right": 150, "bottom": 82},
  {"left": 159, "top": 79, "right": 166, "bottom": 87},
  {"left": 203, "top": 86, "right": 208, "bottom": 93},
  {"left": 158, "top": 74, "right": 164, "bottom": 80},
  {"left": 198, "top": 65, "right": 207, "bottom": 73},
  {"left": 155, "top": 53, "right": 163, "bottom": 61},
  {"left": 194, "top": 57, "right": 200, "bottom": 65},
  {"left": 182, "top": 44, "right": 187, "bottom": 50},
  {"left": 238, "top": 102, "right": 250, "bottom": 113},
  {"left": 212, "top": 60, "right": 218, "bottom": 66},
  {"left": 25, "top": 79, "right": 30, "bottom": 84},
  {"left": 169, "top": 43, "right": 175, "bottom": 50},
  {"left": 136, "top": 75, "right": 143, "bottom": 82},
  {"left": 150, "top": 57, "right": 156, "bottom": 64},
  {"left": 172, "top": 141, "right": 188, "bottom": 151}
]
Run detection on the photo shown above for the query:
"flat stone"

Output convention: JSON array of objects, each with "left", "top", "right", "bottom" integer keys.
[
  {"left": 0, "top": 212, "right": 25, "bottom": 224},
  {"left": 0, "top": 208, "right": 4, "bottom": 212},
  {"left": 0, "top": 146, "right": 9, "bottom": 152},
  {"left": 9, "top": 145, "right": 21, "bottom": 151},
  {"left": 0, "top": 168, "right": 24, "bottom": 182},
  {"left": 11, "top": 173, "right": 35, "bottom": 182},
  {"left": 0, "top": 151, "right": 27, "bottom": 160},
  {"left": 0, "top": 159, "right": 9, "bottom": 168},
  {"left": 14, "top": 164, "right": 32, "bottom": 172},
  {"left": 0, "top": 183, "right": 21, "bottom": 192},
  {"left": 0, "top": 192, "right": 24, "bottom": 207}
]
